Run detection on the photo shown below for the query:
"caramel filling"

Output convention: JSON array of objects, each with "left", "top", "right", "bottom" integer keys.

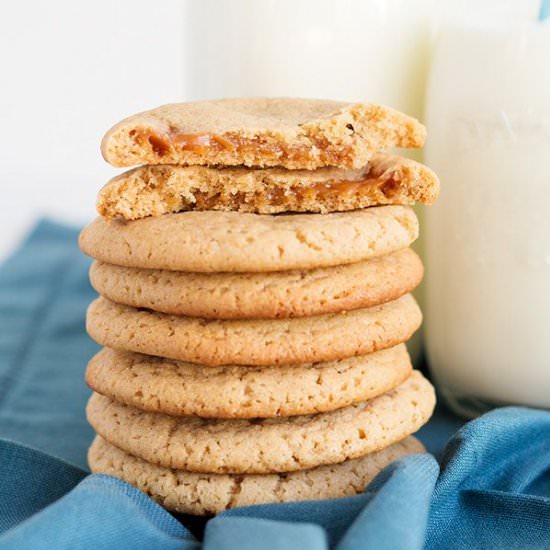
[
  {"left": 311, "top": 179, "right": 375, "bottom": 197},
  {"left": 130, "top": 129, "right": 352, "bottom": 163},
  {"left": 310, "top": 177, "right": 401, "bottom": 199},
  {"left": 187, "top": 176, "right": 402, "bottom": 211}
]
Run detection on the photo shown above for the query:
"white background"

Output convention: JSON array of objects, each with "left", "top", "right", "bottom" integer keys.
[{"left": 0, "top": 0, "right": 185, "bottom": 258}]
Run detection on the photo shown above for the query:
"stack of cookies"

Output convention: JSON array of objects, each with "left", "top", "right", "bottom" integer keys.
[{"left": 79, "top": 98, "right": 440, "bottom": 515}]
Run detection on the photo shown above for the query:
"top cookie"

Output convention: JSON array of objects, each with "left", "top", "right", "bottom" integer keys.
[{"left": 101, "top": 98, "right": 426, "bottom": 169}]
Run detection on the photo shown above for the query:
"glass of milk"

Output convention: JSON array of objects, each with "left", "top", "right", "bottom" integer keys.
[
  {"left": 183, "top": 0, "right": 436, "bottom": 363},
  {"left": 424, "top": 18, "right": 550, "bottom": 416},
  {"left": 183, "top": 0, "right": 434, "bottom": 115}
]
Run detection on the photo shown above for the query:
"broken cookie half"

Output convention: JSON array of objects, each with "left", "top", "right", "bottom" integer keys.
[
  {"left": 97, "top": 154, "right": 439, "bottom": 220},
  {"left": 101, "top": 97, "right": 426, "bottom": 170}
]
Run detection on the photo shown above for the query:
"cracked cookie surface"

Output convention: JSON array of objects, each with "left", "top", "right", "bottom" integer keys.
[
  {"left": 86, "top": 371, "right": 435, "bottom": 474},
  {"left": 79, "top": 206, "right": 418, "bottom": 272},
  {"left": 88, "top": 435, "right": 424, "bottom": 515},
  {"left": 89, "top": 248, "right": 423, "bottom": 319},
  {"left": 86, "top": 294, "right": 422, "bottom": 366},
  {"left": 86, "top": 344, "right": 412, "bottom": 418}
]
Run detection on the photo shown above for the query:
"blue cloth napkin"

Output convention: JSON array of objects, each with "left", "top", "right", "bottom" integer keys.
[{"left": 0, "top": 220, "right": 549, "bottom": 550}]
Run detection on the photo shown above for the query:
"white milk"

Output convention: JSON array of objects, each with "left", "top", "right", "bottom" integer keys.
[
  {"left": 424, "top": 21, "right": 550, "bottom": 415},
  {"left": 183, "top": 0, "right": 434, "bottom": 115},
  {"left": 183, "top": 0, "right": 435, "bottom": 363}
]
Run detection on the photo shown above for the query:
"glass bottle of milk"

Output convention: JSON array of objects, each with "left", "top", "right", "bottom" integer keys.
[{"left": 424, "top": 18, "right": 550, "bottom": 416}]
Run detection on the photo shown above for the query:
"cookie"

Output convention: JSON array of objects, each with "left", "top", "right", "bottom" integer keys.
[
  {"left": 79, "top": 206, "right": 418, "bottom": 272},
  {"left": 86, "top": 294, "right": 422, "bottom": 366},
  {"left": 88, "top": 435, "right": 424, "bottom": 515},
  {"left": 85, "top": 344, "right": 412, "bottom": 418},
  {"left": 101, "top": 98, "right": 426, "bottom": 169},
  {"left": 86, "top": 370, "right": 435, "bottom": 474},
  {"left": 89, "top": 248, "right": 423, "bottom": 319},
  {"left": 96, "top": 154, "right": 439, "bottom": 220}
]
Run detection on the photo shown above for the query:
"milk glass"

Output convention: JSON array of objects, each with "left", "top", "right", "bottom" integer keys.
[
  {"left": 183, "top": 0, "right": 435, "bottom": 363},
  {"left": 424, "top": 20, "right": 550, "bottom": 416},
  {"left": 183, "top": 0, "right": 434, "bottom": 114}
]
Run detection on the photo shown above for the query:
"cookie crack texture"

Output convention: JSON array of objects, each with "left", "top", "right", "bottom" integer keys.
[
  {"left": 226, "top": 476, "right": 245, "bottom": 510},
  {"left": 86, "top": 294, "right": 421, "bottom": 366},
  {"left": 88, "top": 435, "right": 424, "bottom": 514},
  {"left": 79, "top": 206, "right": 418, "bottom": 272},
  {"left": 86, "top": 371, "right": 435, "bottom": 474},
  {"left": 295, "top": 230, "right": 322, "bottom": 252}
]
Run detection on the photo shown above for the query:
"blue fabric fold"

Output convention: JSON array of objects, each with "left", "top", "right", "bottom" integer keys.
[
  {"left": 0, "top": 448, "right": 197, "bottom": 550},
  {"left": 204, "top": 517, "right": 328, "bottom": 550},
  {"left": 0, "top": 220, "right": 98, "bottom": 469},
  {"left": 426, "top": 407, "right": 550, "bottom": 549},
  {"left": 0, "top": 219, "right": 549, "bottom": 549},
  {"left": 0, "top": 439, "right": 86, "bottom": 534}
]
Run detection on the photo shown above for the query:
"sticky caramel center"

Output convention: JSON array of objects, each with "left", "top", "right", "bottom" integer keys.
[{"left": 131, "top": 129, "right": 352, "bottom": 164}]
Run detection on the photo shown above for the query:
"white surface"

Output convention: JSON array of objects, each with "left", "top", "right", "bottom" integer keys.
[
  {"left": 424, "top": 19, "right": 550, "bottom": 407},
  {"left": 0, "top": 0, "right": 185, "bottom": 259}
]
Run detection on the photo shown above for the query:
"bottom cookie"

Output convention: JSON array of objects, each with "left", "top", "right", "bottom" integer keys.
[{"left": 88, "top": 435, "right": 424, "bottom": 515}]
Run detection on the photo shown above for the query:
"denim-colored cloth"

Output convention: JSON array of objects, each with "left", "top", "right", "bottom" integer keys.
[{"left": 0, "top": 220, "right": 549, "bottom": 550}]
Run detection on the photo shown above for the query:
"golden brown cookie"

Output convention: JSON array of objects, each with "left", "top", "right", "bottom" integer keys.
[
  {"left": 89, "top": 248, "right": 423, "bottom": 319},
  {"left": 88, "top": 435, "right": 425, "bottom": 515},
  {"left": 86, "top": 371, "right": 435, "bottom": 474},
  {"left": 85, "top": 345, "right": 412, "bottom": 418},
  {"left": 96, "top": 154, "right": 439, "bottom": 220},
  {"left": 79, "top": 207, "right": 418, "bottom": 272},
  {"left": 86, "top": 294, "right": 422, "bottom": 366},
  {"left": 101, "top": 98, "right": 426, "bottom": 169}
]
